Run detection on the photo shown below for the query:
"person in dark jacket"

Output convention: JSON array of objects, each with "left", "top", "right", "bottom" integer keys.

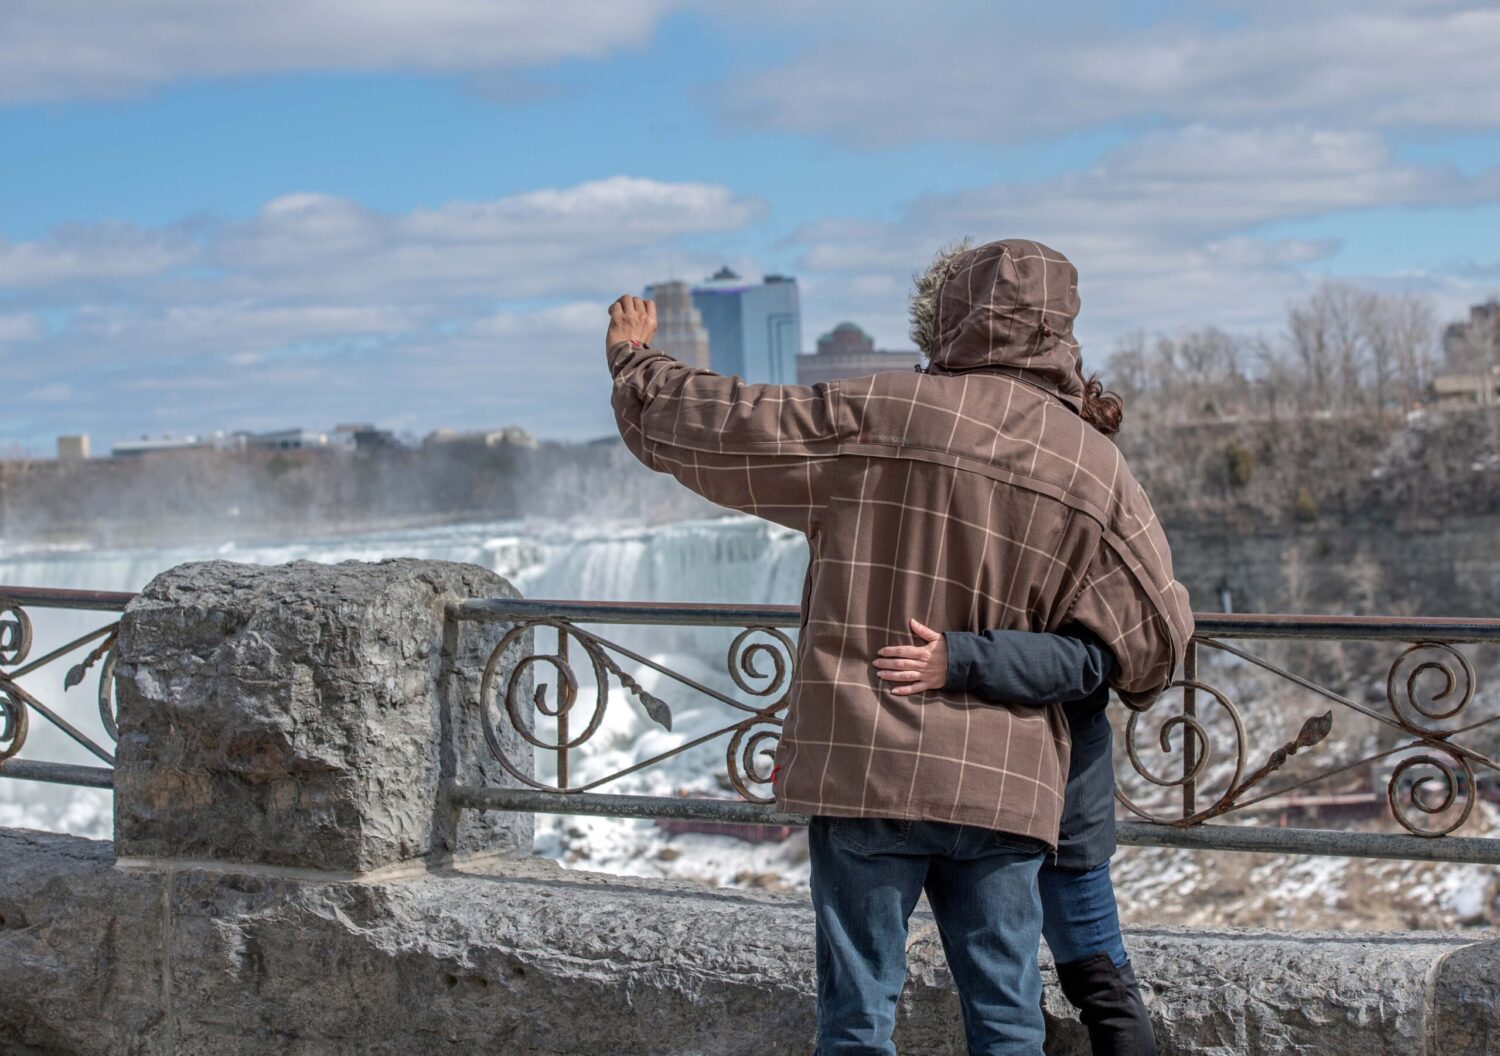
[{"left": 873, "top": 617, "right": 1155, "bottom": 1055}]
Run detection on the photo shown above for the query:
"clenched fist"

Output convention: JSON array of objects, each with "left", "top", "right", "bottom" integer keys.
[{"left": 607, "top": 295, "right": 657, "bottom": 352}]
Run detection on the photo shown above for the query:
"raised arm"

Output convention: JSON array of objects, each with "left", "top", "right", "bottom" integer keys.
[{"left": 606, "top": 295, "right": 841, "bottom": 534}]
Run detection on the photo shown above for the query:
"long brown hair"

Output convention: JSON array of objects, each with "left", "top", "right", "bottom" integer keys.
[{"left": 1078, "top": 365, "right": 1123, "bottom": 438}]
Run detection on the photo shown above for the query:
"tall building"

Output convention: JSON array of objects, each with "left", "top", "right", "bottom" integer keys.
[
  {"left": 643, "top": 280, "right": 711, "bottom": 370},
  {"left": 690, "top": 268, "right": 802, "bottom": 384},
  {"left": 796, "top": 322, "right": 921, "bottom": 386}
]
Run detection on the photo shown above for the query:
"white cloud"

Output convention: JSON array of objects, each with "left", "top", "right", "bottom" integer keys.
[
  {"left": 0, "top": 177, "right": 762, "bottom": 308},
  {"left": 0, "top": 0, "right": 679, "bottom": 103},
  {"left": 724, "top": 3, "right": 1500, "bottom": 144},
  {"left": 0, "top": 313, "right": 44, "bottom": 343},
  {"left": 789, "top": 126, "right": 1500, "bottom": 349},
  {"left": 0, "top": 223, "right": 196, "bottom": 288},
  {"left": 903, "top": 127, "right": 1500, "bottom": 241},
  {"left": 2, "top": 140, "right": 1496, "bottom": 446},
  {"left": 22, "top": 383, "right": 74, "bottom": 403},
  {"left": 0, "top": 176, "right": 759, "bottom": 444},
  {"left": 466, "top": 302, "right": 603, "bottom": 341},
  {"left": 67, "top": 303, "right": 418, "bottom": 354},
  {"left": 205, "top": 177, "right": 764, "bottom": 303}
]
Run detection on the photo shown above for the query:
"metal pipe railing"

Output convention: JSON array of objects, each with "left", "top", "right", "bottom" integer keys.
[
  {"left": 448, "top": 786, "right": 1500, "bottom": 865},
  {"left": 0, "top": 586, "right": 136, "bottom": 612},
  {"left": 454, "top": 596, "right": 1500, "bottom": 642}
]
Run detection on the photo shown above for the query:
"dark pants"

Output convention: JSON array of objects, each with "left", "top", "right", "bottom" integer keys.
[
  {"left": 1039, "top": 861, "right": 1128, "bottom": 967},
  {"left": 808, "top": 816, "right": 1047, "bottom": 1056},
  {"left": 1040, "top": 861, "right": 1155, "bottom": 1056}
]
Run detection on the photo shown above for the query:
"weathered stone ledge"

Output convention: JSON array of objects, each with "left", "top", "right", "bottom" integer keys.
[
  {"left": 6, "top": 558, "right": 1497, "bottom": 1055},
  {"left": 2, "top": 827, "right": 1495, "bottom": 1056}
]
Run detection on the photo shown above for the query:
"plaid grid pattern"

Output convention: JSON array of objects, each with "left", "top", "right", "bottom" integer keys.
[{"left": 609, "top": 240, "right": 1193, "bottom": 846}]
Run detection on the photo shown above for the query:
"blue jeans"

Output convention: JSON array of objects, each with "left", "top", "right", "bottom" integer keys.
[
  {"left": 808, "top": 816, "right": 1047, "bottom": 1056},
  {"left": 1039, "top": 860, "right": 1129, "bottom": 968}
]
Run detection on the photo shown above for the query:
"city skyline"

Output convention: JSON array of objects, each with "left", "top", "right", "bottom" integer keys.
[
  {"left": 689, "top": 268, "right": 802, "bottom": 385},
  {"left": 3, "top": 3, "right": 1500, "bottom": 451}
]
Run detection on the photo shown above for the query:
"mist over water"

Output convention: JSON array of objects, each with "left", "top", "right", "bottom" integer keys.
[{"left": 0, "top": 516, "right": 812, "bottom": 838}]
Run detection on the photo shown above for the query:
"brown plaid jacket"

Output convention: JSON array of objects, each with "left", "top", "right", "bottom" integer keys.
[{"left": 609, "top": 240, "right": 1193, "bottom": 845}]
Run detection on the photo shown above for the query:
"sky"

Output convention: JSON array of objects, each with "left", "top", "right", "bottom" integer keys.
[{"left": 3, "top": 0, "right": 1500, "bottom": 451}]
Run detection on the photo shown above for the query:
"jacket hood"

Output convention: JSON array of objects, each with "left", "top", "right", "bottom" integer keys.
[{"left": 926, "top": 239, "right": 1084, "bottom": 411}]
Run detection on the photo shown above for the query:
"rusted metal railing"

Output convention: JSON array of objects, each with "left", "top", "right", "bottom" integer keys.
[
  {"left": 6, "top": 586, "right": 1500, "bottom": 865},
  {"left": 451, "top": 598, "right": 1500, "bottom": 864}
]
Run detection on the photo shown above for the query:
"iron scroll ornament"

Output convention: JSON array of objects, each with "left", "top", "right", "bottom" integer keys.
[
  {"left": 477, "top": 619, "right": 794, "bottom": 800},
  {"left": 0, "top": 687, "right": 26, "bottom": 762},
  {"left": 0, "top": 605, "right": 32, "bottom": 667},
  {"left": 0, "top": 607, "right": 32, "bottom": 760},
  {"left": 1383, "top": 643, "right": 1480, "bottom": 836},
  {"left": 1116, "top": 677, "right": 1334, "bottom": 827},
  {"left": 723, "top": 627, "right": 796, "bottom": 803}
]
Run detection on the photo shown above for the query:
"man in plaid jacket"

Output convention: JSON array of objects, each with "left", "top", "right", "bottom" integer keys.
[{"left": 606, "top": 239, "right": 1192, "bottom": 1054}]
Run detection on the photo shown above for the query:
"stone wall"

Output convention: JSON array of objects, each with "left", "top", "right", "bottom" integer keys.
[
  {"left": 1168, "top": 513, "right": 1500, "bottom": 616},
  {"left": 2, "top": 826, "right": 1498, "bottom": 1055},
  {"left": 2, "top": 557, "right": 1498, "bottom": 1055}
]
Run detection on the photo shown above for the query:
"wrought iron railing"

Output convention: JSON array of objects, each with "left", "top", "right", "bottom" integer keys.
[
  {"left": 6, "top": 586, "right": 1500, "bottom": 864},
  {"left": 0, "top": 586, "right": 128, "bottom": 789},
  {"left": 449, "top": 599, "right": 1500, "bottom": 865}
]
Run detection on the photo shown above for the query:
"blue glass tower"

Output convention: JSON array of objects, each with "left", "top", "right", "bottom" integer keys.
[{"left": 689, "top": 268, "right": 803, "bottom": 384}]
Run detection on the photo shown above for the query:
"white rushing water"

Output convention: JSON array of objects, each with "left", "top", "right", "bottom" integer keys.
[{"left": 0, "top": 516, "right": 811, "bottom": 856}]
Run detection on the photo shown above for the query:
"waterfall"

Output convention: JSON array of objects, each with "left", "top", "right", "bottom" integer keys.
[{"left": 0, "top": 516, "right": 811, "bottom": 838}]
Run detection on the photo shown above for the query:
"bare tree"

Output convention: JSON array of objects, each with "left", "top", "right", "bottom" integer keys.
[
  {"left": 1288, "top": 304, "right": 1329, "bottom": 412},
  {"left": 1249, "top": 334, "right": 1297, "bottom": 421},
  {"left": 1105, "top": 331, "right": 1149, "bottom": 402},
  {"left": 1364, "top": 293, "right": 1437, "bottom": 412},
  {"left": 1288, "top": 283, "right": 1375, "bottom": 413}
]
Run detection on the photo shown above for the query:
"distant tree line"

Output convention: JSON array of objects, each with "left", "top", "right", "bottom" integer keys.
[
  {"left": 1106, "top": 282, "right": 1449, "bottom": 425},
  {"left": 1103, "top": 282, "right": 1500, "bottom": 530}
]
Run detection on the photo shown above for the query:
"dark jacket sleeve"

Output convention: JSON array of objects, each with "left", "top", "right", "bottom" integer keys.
[
  {"left": 945, "top": 626, "right": 1121, "bottom": 871},
  {"left": 943, "top": 627, "right": 1114, "bottom": 707}
]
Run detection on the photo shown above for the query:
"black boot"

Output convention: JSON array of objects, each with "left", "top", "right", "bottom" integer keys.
[{"left": 1054, "top": 952, "right": 1157, "bottom": 1056}]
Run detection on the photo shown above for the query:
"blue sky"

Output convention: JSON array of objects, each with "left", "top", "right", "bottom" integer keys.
[{"left": 2, "top": 0, "right": 1499, "bottom": 451}]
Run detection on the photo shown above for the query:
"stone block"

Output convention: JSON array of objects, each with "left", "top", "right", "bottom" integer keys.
[{"left": 112, "top": 558, "right": 532, "bottom": 871}]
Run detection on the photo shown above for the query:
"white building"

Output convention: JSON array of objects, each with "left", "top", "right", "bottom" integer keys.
[
  {"left": 56, "top": 435, "right": 90, "bottom": 461},
  {"left": 111, "top": 435, "right": 215, "bottom": 458},
  {"left": 245, "top": 429, "right": 330, "bottom": 452},
  {"left": 424, "top": 426, "right": 537, "bottom": 450}
]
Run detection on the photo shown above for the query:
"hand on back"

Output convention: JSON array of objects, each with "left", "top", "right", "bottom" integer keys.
[{"left": 872, "top": 617, "right": 948, "bottom": 696}]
